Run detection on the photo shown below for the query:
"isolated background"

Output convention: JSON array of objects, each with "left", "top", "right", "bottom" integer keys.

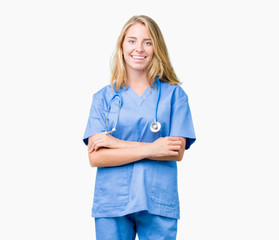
[{"left": 1, "top": 0, "right": 278, "bottom": 239}]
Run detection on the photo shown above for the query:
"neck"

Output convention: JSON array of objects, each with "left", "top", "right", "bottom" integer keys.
[{"left": 126, "top": 69, "right": 148, "bottom": 87}]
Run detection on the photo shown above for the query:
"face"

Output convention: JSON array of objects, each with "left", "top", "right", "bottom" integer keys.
[{"left": 122, "top": 23, "right": 154, "bottom": 74}]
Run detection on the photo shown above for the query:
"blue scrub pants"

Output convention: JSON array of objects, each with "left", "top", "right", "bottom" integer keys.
[{"left": 95, "top": 210, "right": 177, "bottom": 240}]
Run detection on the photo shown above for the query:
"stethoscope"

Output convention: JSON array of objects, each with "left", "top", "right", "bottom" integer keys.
[
  {"left": 104, "top": 92, "right": 123, "bottom": 134},
  {"left": 105, "top": 76, "right": 162, "bottom": 134}
]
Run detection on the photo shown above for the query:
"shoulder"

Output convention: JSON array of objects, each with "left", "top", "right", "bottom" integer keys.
[
  {"left": 92, "top": 85, "right": 115, "bottom": 100},
  {"left": 160, "top": 81, "right": 189, "bottom": 103},
  {"left": 88, "top": 85, "right": 116, "bottom": 108}
]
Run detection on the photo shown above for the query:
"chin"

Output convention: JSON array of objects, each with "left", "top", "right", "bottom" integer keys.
[
  {"left": 126, "top": 65, "right": 145, "bottom": 72},
  {"left": 133, "top": 67, "right": 148, "bottom": 72}
]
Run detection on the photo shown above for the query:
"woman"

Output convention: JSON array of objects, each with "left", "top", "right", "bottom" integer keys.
[{"left": 83, "top": 15, "right": 196, "bottom": 240}]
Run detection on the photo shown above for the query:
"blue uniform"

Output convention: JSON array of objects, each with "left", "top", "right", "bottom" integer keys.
[
  {"left": 95, "top": 210, "right": 178, "bottom": 240},
  {"left": 83, "top": 79, "right": 196, "bottom": 220}
]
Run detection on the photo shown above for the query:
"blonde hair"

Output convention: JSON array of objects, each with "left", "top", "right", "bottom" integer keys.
[{"left": 110, "top": 15, "right": 181, "bottom": 91}]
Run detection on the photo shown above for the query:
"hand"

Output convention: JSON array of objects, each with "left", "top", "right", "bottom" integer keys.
[
  {"left": 149, "top": 137, "right": 183, "bottom": 158},
  {"left": 88, "top": 133, "right": 122, "bottom": 153}
]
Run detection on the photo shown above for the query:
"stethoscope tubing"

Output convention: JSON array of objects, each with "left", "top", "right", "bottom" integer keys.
[
  {"left": 154, "top": 76, "right": 161, "bottom": 123},
  {"left": 105, "top": 77, "right": 161, "bottom": 133},
  {"left": 105, "top": 93, "right": 123, "bottom": 134}
]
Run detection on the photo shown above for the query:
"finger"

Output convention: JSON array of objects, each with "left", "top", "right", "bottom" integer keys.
[
  {"left": 168, "top": 140, "right": 183, "bottom": 146},
  {"left": 169, "top": 145, "right": 181, "bottom": 151},
  {"left": 88, "top": 137, "right": 95, "bottom": 149},
  {"left": 92, "top": 142, "right": 98, "bottom": 151},
  {"left": 168, "top": 150, "right": 180, "bottom": 156},
  {"left": 91, "top": 136, "right": 98, "bottom": 142},
  {"left": 93, "top": 140, "right": 103, "bottom": 151},
  {"left": 94, "top": 145, "right": 99, "bottom": 151},
  {"left": 93, "top": 139, "right": 102, "bottom": 148},
  {"left": 88, "top": 142, "right": 93, "bottom": 152},
  {"left": 170, "top": 138, "right": 182, "bottom": 144},
  {"left": 88, "top": 143, "right": 94, "bottom": 153},
  {"left": 167, "top": 136, "right": 180, "bottom": 141},
  {"left": 90, "top": 141, "right": 98, "bottom": 152},
  {"left": 92, "top": 134, "right": 105, "bottom": 143},
  {"left": 88, "top": 147, "right": 93, "bottom": 153}
]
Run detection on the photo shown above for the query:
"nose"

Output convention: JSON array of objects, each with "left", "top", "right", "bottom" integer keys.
[{"left": 135, "top": 42, "right": 144, "bottom": 52}]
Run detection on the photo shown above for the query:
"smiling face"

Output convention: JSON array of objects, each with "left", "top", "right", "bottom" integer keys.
[{"left": 122, "top": 23, "right": 154, "bottom": 75}]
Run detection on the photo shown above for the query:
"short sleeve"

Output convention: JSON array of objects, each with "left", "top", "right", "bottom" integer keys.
[
  {"left": 169, "top": 94, "right": 196, "bottom": 150},
  {"left": 83, "top": 94, "right": 106, "bottom": 146}
]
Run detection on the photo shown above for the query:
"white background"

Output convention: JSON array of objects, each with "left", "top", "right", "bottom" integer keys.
[{"left": 1, "top": 0, "right": 278, "bottom": 239}]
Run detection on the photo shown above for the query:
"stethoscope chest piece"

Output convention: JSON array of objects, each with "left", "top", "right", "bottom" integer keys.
[
  {"left": 150, "top": 121, "right": 161, "bottom": 133},
  {"left": 107, "top": 76, "right": 162, "bottom": 134}
]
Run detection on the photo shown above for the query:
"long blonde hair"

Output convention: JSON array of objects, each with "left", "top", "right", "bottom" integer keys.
[{"left": 111, "top": 15, "right": 181, "bottom": 91}]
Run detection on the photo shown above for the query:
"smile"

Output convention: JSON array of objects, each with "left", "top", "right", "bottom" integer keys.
[{"left": 131, "top": 55, "right": 146, "bottom": 60}]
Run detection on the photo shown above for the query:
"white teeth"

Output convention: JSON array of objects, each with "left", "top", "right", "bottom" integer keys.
[{"left": 132, "top": 56, "right": 145, "bottom": 59}]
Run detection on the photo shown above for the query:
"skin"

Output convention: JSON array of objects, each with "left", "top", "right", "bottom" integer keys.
[
  {"left": 88, "top": 134, "right": 186, "bottom": 167},
  {"left": 122, "top": 23, "right": 154, "bottom": 74},
  {"left": 88, "top": 22, "right": 186, "bottom": 167},
  {"left": 122, "top": 22, "right": 154, "bottom": 96}
]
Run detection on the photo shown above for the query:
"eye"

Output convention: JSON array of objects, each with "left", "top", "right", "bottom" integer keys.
[
  {"left": 129, "top": 40, "right": 135, "bottom": 44},
  {"left": 144, "top": 41, "right": 152, "bottom": 46}
]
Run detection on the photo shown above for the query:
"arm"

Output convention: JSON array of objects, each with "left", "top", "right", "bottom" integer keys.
[
  {"left": 87, "top": 134, "right": 185, "bottom": 167},
  {"left": 114, "top": 136, "right": 186, "bottom": 162},
  {"left": 149, "top": 137, "right": 186, "bottom": 161},
  {"left": 88, "top": 143, "right": 150, "bottom": 167}
]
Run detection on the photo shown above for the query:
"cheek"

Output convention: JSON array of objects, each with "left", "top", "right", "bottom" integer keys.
[
  {"left": 147, "top": 50, "right": 154, "bottom": 63},
  {"left": 123, "top": 42, "right": 133, "bottom": 54},
  {"left": 123, "top": 48, "right": 133, "bottom": 61},
  {"left": 123, "top": 52, "right": 130, "bottom": 63},
  {"left": 146, "top": 48, "right": 154, "bottom": 58}
]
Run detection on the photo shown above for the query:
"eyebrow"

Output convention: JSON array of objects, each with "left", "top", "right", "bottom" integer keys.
[{"left": 127, "top": 36, "right": 152, "bottom": 41}]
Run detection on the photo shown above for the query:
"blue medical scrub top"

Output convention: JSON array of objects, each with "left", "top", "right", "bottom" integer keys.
[{"left": 83, "top": 79, "right": 196, "bottom": 219}]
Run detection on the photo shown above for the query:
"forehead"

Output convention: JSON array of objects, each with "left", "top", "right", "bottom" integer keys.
[{"left": 125, "top": 22, "right": 150, "bottom": 38}]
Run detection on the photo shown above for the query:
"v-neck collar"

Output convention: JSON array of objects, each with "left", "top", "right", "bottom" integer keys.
[{"left": 127, "top": 84, "right": 152, "bottom": 105}]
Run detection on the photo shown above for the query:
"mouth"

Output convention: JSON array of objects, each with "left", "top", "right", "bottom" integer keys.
[{"left": 131, "top": 55, "right": 146, "bottom": 60}]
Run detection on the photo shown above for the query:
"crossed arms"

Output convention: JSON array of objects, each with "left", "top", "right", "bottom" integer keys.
[{"left": 87, "top": 133, "right": 186, "bottom": 167}]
